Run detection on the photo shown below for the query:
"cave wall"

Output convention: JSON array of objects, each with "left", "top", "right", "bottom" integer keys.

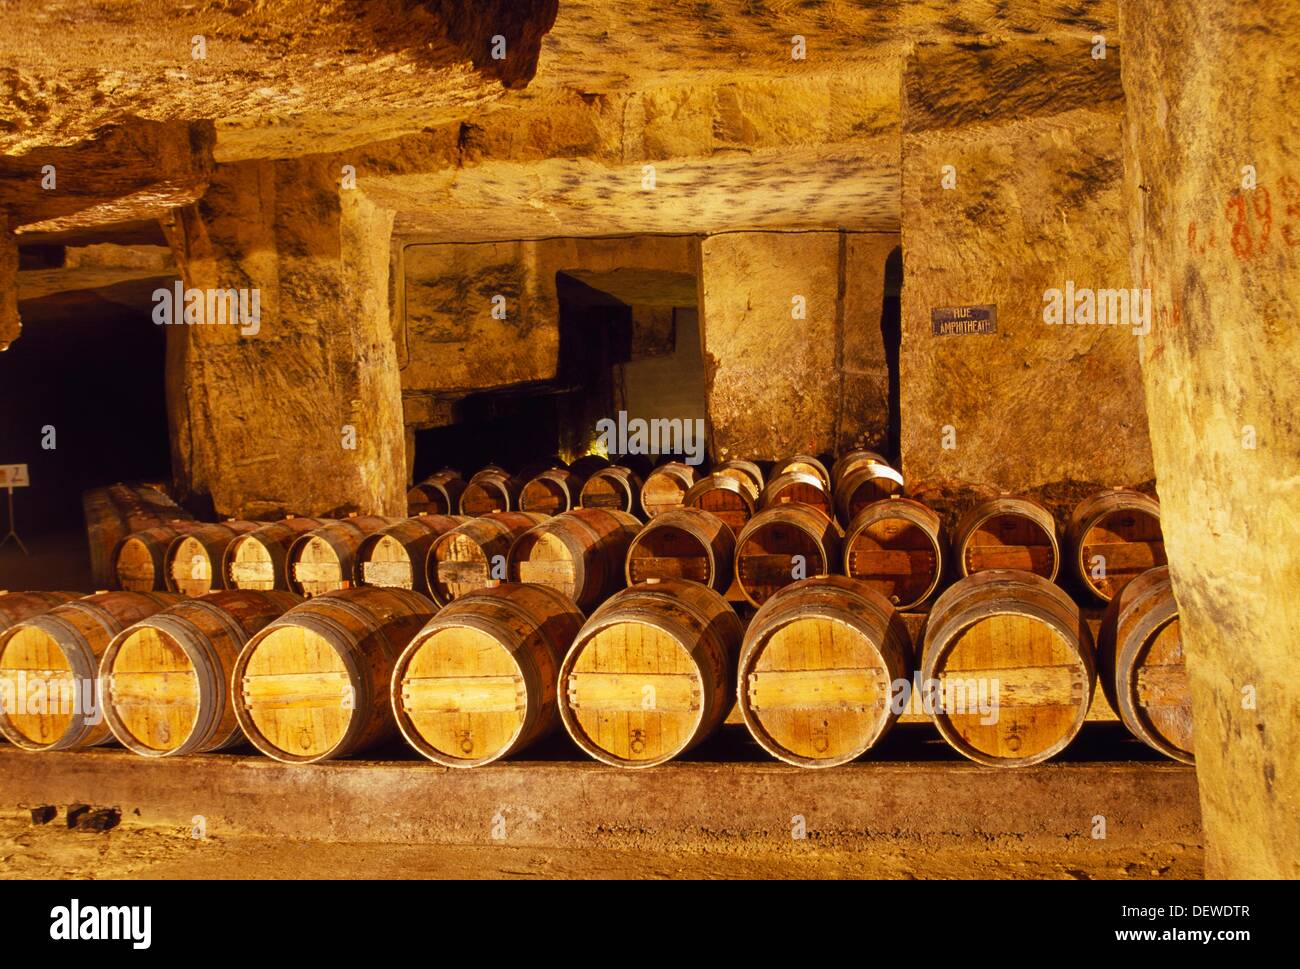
[
  {"left": 698, "top": 230, "right": 897, "bottom": 462},
  {"left": 900, "top": 41, "right": 1155, "bottom": 491},
  {"left": 0, "top": 214, "right": 16, "bottom": 350},
  {"left": 1119, "top": 0, "right": 1300, "bottom": 878},
  {"left": 163, "top": 158, "right": 406, "bottom": 520}
]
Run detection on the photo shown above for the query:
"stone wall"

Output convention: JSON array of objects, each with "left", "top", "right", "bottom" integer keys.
[{"left": 900, "top": 41, "right": 1154, "bottom": 491}]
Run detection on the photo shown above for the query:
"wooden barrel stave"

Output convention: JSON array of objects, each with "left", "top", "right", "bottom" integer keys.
[
  {"left": 843, "top": 497, "right": 946, "bottom": 609},
  {"left": 232, "top": 587, "right": 436, "bottom": 763},
  {"left": 0, "top": 592, "right": 82, "bottom": 633},
  {"left": 1097, "top": 565, "right": 1191, "bottom": 762},
  {"left": 392, "top": 583, "right": 585, "bottom": 767},
  {"left": 101, "top": 589, "right": 301, "bottom": 756},
  {"left": 0, "top": 591, "right": 180, "bottom": 750},
  {"left": 624, "top": 507, "right": 735, "bottom": 593},
  {"left": 738, "top": 575, "right": 912, "bottom": 767},
  {"left": 735, "top": 504, "right": 842, "bottom": 607},
  {"left": 921, "top": 569, "right": 1094, "bottom": 767},
  {"left": 558, "top": 579, "right": 742, "bottom": 768}
]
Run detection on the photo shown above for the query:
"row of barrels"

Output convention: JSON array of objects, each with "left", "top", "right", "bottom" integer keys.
[
  {"left": 407, "top": 450, "right": 905, "bottom": 526},
  {"left": 0, "top": 565, "right": 1191, "bottom": 767},
  {"left": 107, "top": 487, "right": 1166, "bottom": 619}
]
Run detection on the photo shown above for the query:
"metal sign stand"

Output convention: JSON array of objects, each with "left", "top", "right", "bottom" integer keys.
[{"left": 0, "top": 485, "right": 27, "bottom": 556}]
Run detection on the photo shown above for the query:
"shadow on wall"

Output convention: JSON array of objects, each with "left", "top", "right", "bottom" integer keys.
[
  {"left": 883, "top": 244, "right": 902, "bottom": 464},
  {"left": 1, "top": 278, "right": 171, "bottom": 538}
]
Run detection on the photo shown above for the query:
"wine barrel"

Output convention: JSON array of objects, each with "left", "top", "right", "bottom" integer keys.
[
  {"left": 834, "top": 458, "right": 905, "bottom": 524},
  {"left": 714, "top": 459, "right": 765, "bottom": 495},
  {"left": 459, "top": 468, "right": 522, "bottom": 516},
  {"left": 0, "top": 592, "right": 82, "bottom": 633},
  {"left": 953, "top": 496, "right": 1059, "bottom": 581},
  {"left": 113, "top": 522, "right": 208, "bottom": 591},
  {"left": 354, "top": 515, "right": 469, "bottom": 595},
  {"left": 684, "top": 472, "right": 756, "bottom": 534},
  {"left": 0, "top": 591, "right": 179, "bottom": 750},
  {"left": 843, "top": 497, "right": 946, "bottom": 609},
  {"left": 426, "top": 512, "right": 548, "bottom": 605},
  {"left": 830, "top": 450, "right": 888, "bottom": 490},
  {"left": 232, "top": 587, "right": 436, "bottom": 763},
  {"left": 760, "top": 470, "right": 834, "bottom": 518},
  {"left": 163, "top": 520, "right": 263, "bottom": 597},
  {"left": 100, "top": 589, "right": 301, "bottom": 757},
  {"left": 624, "top": 507, "right": 734, "bottom": 593},
  {"left": 520, "top": 468, "right": 586, "bottom": 515},
  {"left": 407, "top": 470, "right": 465, "bottom": 516},
  {"left": 641, "top": 462, "right": 697, "bottom": 518},
  {"left": 734, "top": 504, "right": 842, "bottom": 607},
  {"left": 568, "top": 455, "right": 611, "bottom": 478},
  {"left": 770, "top": 454, "right": 831, "bottom": 491},
  {"left": 1096, "top": 566, "right": 1191, "bottom": 763},
  {"left": 738, "top": 576, "right": 912, "bottom": 767},
  {"left": 1067, "top": 490, "right": 1165, "bottom": 601},
  {"left": 391, "top": 584, "right": 585, "bottom": 767},
  {"left": 921, "top": 570, "right": 1094, "bottom": 767},
  {"left": 224, "top": 516, "right": 335, "bottom": 591},
  {"left": 507, "top": 509, "right": 641, "bottom": 611},
  {"left": 558, "top": 579, "right": 742, "bottom": 768},
  {"left": 579, "top": 465, "right": 643, "bottom": 514},
  {"left": 287, "top": 516, "right": 403, "bottom": 598}
]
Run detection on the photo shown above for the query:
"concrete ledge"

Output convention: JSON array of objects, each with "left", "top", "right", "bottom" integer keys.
[{"left": 0, "top": 740, "right": 1200, "bottom": 850}]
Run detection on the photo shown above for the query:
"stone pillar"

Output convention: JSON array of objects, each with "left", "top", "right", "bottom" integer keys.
[
  {"left": 699, "top": 231, "right": 892, "bottom": 461},
  {"left": 1119, "top": 0, "right": 1300, "bottom": 878},
  {"left": 0, "top": 214, "right": 18, "bottom": 352},
  {"left": 163, "top": 157, "right": 405, "bottom": 520}
]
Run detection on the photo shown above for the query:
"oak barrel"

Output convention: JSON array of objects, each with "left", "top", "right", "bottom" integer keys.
[
  {"left": 459, "top": 468, "right": 522, "bottom": 516},
  {"left": 738, "top": 576, "right": 912, "bottom": 767},
  {"left": 392, "top": 583, "right": 585, "bottom": 767},
  {"left": 734, "top": 504, "right": 842, "bottom": 607},
  {"left": 224, "top": 516, "right": 335, "bottom": 591},
  {"left": 100, "top": 589, "right": 301, "bottom": 756},
  {"left": 0, "top": 592, "right": 82, "bottom": 633},
  {"left": 579, "top": 465, "right": 643, "bottom": 514},
  {"left": 1096, "top": 566, "right": 1191, "bottom": 763},
  {"left": 714, "top": 459, "right": 765, "bottom": 495},
  {"left": 771, "top": 454, "right": 831, "bottom": 491},
  {"left": 684, "top": 472, "right": 757, "bottom": 534},
  {"left": 558, "top": 579, "right": 742, "bottom": 768},
  {"left": 843, "top": 497, "right": 946, "bottom": 609},
  {"left": 232, "top": 587, "right": 436, "bottom": 763},
  {"left": 113, "top": 522, "right": 207, "bottom": 591},
  {"left": 0, "top": 591, "right": 179, "bottom": 750},
  {"left": 834, "top": 458, "right": 905, "bottom": 524},
  {"left": 953, "top": 496, "right": 1059, "bottom": 581},
  {"left": 568, "top": 455, "right": 611, "bottom": 478},
  {"left": 640, "top": 462, "right": 697, "bottom": 518},
  {"left": 760, "top": 469, "right": 834, "bottom": 518},
  {"left": 426, "top": 512, "right": 548, "bottom": 605},
  {"left": 407, "top": 470, "right": 466, "bottom": 516},
  {"left": 507, "top": 508, "right": 641, "bottom": 611},
  {"left": 355, "top": 514, "right": 469, "bottom": 595},
  {"left": 287, "top": 516, "right": 403, "bottom": 597},
  {"left": 624, "top": 507, "right": 735, "bottom": 593},
  {"left": 830, "top": 450, "right": 889, "bottom": 490},
  {"left": 163, "top": 520, "right": 263, "bottom": 597},
  {"left": 921, "top": 569, "right": 1094, "bottom": 767},
  {"left": 520, "top": 467, "right": 586, "bottom": 515},
  {"left": 1067, "top": 490, "right": 1165, "bottom": 601}
]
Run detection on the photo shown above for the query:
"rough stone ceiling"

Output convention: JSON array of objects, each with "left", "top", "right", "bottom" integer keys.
[{"left": 1, "top": 0, "right": 1117, "bottom": 240}]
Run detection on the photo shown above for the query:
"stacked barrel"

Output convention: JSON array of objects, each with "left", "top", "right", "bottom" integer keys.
[{"left": 11, "top": 453, "right": 1181, "bottom": 770}]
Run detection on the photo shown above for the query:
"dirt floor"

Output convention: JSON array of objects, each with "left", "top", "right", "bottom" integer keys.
[{"left": 0, "top": 813, "right": 1202, "bottom": 879}]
